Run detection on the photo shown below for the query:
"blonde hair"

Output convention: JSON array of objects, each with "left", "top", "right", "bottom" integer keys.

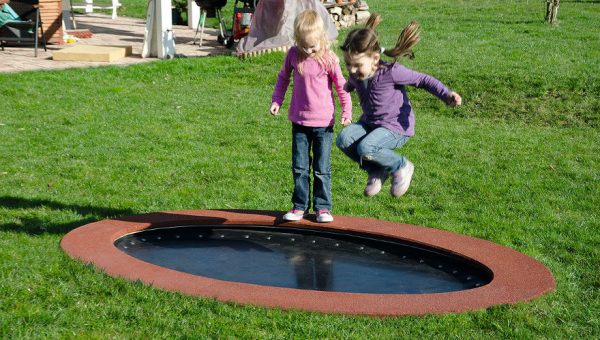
[
  {"left": 293, "top": 9, "right": 337, "bottom": 75},
  {"left": 341, "top": 13, "right": 421, "bottom": 61}
]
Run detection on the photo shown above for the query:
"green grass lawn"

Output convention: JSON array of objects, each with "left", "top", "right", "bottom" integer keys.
[{"left": 1, "top": 0, "right": 599, "bottom": 337}]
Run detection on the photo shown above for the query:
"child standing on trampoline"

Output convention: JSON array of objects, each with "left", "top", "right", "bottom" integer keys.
[
  {"left": 270, "top": 9, "right": 352, "bottom": 223},
  {"left": 337, "top": 14, "right": 462, "bottom": 197}
]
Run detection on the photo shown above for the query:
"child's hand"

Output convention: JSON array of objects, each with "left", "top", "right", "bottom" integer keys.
[
  {"left": 341, "top": 117, "right": 352, "bottom": 126},
  {"left": 270, "top": 103, "right": 280, "bottom": 115},
  {"left": 447, "top": 92, "right": 462, "bottom": 107}
]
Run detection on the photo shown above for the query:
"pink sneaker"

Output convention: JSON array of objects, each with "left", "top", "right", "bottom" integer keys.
[
  {"left": 390, "top": 161, "right": 414, "bottom": 197},
  {"left": 283, "top": 209, "right": 304, "bottom": 221},
  {"left": 316, "top": 209, "right": 334, "bottom": 223},
  {"left": 364, "top": 169, "right": 388, "bottom": 197}
]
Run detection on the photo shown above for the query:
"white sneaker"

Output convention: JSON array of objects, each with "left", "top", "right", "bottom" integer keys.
[
  {"left": 364, "top": 169, "right": 388, "bottom": 197},
  {"left": 390, "top": 161, "right": 414, "bottom": 197},
  {"left": 316, "top": 209, "right": 334, "bottom": 223},
  {"left": 283, "top": 209, "right": 304, "bottom": 221}
]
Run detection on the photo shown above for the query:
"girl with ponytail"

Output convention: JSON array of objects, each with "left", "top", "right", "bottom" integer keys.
[{"left": 336, "top": 14, "right": 462, "bottom": 198}]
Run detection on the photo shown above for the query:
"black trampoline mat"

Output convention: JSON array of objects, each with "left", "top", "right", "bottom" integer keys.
[{"left": 115, "top": 225, "right": 492, "bottom": 294}]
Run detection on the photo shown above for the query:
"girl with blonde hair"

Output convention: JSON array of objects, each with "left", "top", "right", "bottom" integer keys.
[{"left": 270, "top": 9, "right": 352, "bottom": 222}]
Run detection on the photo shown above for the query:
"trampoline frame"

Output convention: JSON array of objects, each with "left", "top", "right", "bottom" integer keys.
[{"left": 61, "top": 209, "right": 555, "bottom": 316}]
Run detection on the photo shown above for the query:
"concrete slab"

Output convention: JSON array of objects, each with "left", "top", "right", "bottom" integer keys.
[{"left": 53, "top": 44, "right": 133, "bottom": 62}]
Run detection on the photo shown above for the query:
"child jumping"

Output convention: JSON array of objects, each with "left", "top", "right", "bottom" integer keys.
[
  {"left": 336, "top": 14, "right": 462, "bottom": 198},
  {"left": 270, "top": 9, "right": 352, "bottom": 223}
]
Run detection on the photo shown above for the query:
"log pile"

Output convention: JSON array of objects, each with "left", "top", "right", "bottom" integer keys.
[{"left": 322, "top": 0, "right": 370, "bottom": 29}]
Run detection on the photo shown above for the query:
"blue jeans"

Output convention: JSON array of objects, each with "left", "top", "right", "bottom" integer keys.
[
  {"left": 336, "top": 122, "right": 409, "bottom": 174},
  {"left": 291, "top": 123, "right": 333, "bottom": 212}
]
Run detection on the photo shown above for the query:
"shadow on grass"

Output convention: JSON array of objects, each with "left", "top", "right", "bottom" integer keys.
[
  {"left": 0, "top": 200, "right": 308, "bottom": 235},
  {"left": 0, "top": 196, "right": 135, "bottom": 235}
]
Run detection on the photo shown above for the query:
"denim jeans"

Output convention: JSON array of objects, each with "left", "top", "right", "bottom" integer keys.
[
  {"left": 291, "top": 123, "right": 333, "bottom": 212},
  {"left": 336, "top": 121, "right": 409, "bottom": 174}
]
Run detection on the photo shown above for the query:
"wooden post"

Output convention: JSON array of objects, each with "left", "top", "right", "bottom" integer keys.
[
  {"left": 187, "top": 0, "right": 200, "bottom": 29},
  {"left": 142, "top": 0, "right": 175, "bottom": 59}
]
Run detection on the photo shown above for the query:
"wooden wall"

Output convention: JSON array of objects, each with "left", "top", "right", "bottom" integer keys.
[{"left": 39, "top": 0, "right": 62, "bottom": 44}]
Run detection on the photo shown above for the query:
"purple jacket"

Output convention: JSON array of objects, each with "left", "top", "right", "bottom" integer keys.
[{"left": 345, "top": 62, "right": 450, "bottom": 136}]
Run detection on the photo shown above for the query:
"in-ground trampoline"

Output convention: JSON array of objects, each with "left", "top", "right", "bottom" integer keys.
[{"left": 61, "top": 210, "right": 555, "bottom": 316}]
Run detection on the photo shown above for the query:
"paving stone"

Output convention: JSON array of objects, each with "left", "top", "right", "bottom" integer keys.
[{"left": 0, "top": 13, "right": 231, "bottom": 73}]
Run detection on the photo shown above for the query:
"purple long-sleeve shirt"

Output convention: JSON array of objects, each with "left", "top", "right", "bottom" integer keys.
[
  {"left": 272, "top": 47, "right": 352, "bottom": 128},
  {"left": 344, "top": 62, "right": 451, "bottom": 136}
]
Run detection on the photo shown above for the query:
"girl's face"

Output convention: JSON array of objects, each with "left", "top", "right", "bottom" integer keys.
[
  {"left": 298, "top": 32, "right": 322, "bottom": 57},
  {"left": 344, "top": 52, "right": 380, "bottom": 80}
]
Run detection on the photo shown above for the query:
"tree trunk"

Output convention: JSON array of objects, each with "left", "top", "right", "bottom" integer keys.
[
  {"left": 551, "top": 0, "right": 560, "bottom": 24},
  {"left": 546, "top": 0, "right": 560, "bottom": 25}
]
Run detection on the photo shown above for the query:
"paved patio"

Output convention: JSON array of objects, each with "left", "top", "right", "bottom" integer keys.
[{"left": 0, "top": 13, "right": 231, "bottom": 73}]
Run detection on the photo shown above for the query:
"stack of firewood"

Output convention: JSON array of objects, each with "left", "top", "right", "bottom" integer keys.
[{"left": 323, "top": 0, "right": 370, "bottom": 29}]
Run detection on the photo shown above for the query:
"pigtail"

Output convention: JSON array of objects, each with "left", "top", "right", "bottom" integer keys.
[
  {"left": 365, "top": 13, "right": 382, "bottom": 31},
  {"left": 340, "top": 13, "right": 381, "bottom": 55},
  {"left": 341, "top": 13, "right": 420, "bottom": 63},
  {"left": 384, "top": 21, "right": 420, "bottom": 60}
]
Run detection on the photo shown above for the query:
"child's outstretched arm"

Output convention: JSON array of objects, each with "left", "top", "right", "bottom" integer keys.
[
  {"left": 329, "top": 57, "right": 353, "bottom": 126},
  {"left": 446, "top": 91, "right": 462, "bottom": 107},
  {"left": 393, "top": 64, "right": 461, "bottom": 106}
]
